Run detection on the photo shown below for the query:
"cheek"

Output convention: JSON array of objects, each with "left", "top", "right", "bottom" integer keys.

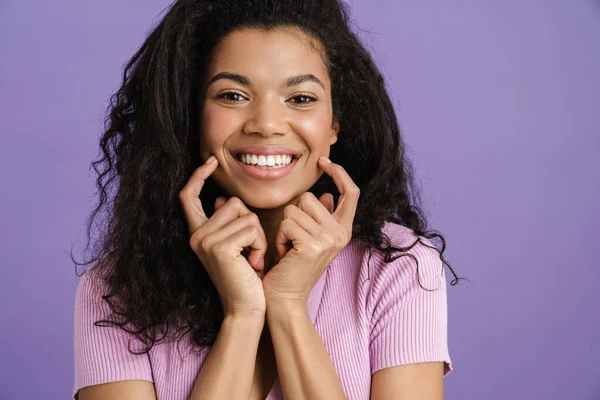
[
  {"left": 201, "top": 105, "right": 239, "bottom": 149},
  {"left": 292, "top": 111, "right": 333, "bottom": 148}
]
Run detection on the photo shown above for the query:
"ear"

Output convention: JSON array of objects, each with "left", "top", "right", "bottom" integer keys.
[{"left": 329, "top": 116, "right": 339, "bottom": 145}]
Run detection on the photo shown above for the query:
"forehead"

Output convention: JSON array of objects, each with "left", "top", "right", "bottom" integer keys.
[{"left": 206, "top": 27, "right": 329, "bottom": 86}]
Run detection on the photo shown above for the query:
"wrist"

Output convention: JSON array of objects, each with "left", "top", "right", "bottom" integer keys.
[
  {"left": 266, "top": 300, "right": 309, "bottom": 322},
  {"left": 223, "top": 309, "right": 266, "bottom": 327},
  {"left": 223, "top": 302, "right": 266, "bottom": 319}
]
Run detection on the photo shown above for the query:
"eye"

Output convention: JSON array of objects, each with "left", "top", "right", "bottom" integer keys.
[
  {"left": 216, "top": 91, "right": 248, "bottom": 102},
  {"left": 288, "top": 93, "right": 318, "bottom": 106}
]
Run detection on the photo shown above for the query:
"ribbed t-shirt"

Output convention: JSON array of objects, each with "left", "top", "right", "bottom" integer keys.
[{"left": 74, "top": 221, "right": 453, "bottom": 399}]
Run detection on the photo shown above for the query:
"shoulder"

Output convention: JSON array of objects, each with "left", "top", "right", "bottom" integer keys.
[
  {"left": 367, "top": 221, "right": 445, "bottom": 291},
  {"left": 73, "top": 264, "right": 155, "bottom": 398},
  {"left": 75, "top": 265, "right": 109, "bottom": 310},
  {"left": 380, "top": 220, "right": 436, "bottom": 253},
  {"left": 329, "top": 221, "right": 445, "bottom": 304},
  {"left": 334, "top": 222, "right": 444, "bottom": 291}
]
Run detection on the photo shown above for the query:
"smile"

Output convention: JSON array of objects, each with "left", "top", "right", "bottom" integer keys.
[
  {"left": 237, "top": 153, "right": 294, "bottom": 168},
  {"left": 231, "top": 151, "right": 300, "bottom": 180}
]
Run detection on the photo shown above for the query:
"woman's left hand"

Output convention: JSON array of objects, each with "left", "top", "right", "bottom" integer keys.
[{"left": 262, "top": 156, "right": 360, "bottom": 311}]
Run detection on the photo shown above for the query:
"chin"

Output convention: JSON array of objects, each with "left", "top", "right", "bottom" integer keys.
[{"left": 237, "top": 192, "right": 297, "bottom": 210}]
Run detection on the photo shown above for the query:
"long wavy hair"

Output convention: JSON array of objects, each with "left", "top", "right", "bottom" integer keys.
[{"left": 73, "top": 0, "right": 464, "bottom": 354}]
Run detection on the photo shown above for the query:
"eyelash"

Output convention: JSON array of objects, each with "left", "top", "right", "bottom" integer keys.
[{"left": 216, "top": 91, "right": 318, "bottom": 105}]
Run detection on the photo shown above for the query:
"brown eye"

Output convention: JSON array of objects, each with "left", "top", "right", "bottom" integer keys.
[
  {"left": 217, "top": 92, "right": 247, "bottom": 102},
  {"left": 288, "top": 94, "right": 317, "bottom": 105}
]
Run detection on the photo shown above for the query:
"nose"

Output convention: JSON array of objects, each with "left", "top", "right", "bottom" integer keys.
[{"left": 242, "top": 95, "right": 288, "bottom": 138}]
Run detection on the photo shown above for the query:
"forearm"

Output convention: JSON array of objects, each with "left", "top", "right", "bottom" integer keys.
[
  {"left": 267, "top": 306, "right": 346, "bottom": 400},
  {"left": 190, "top": 312, "right": 264, "bottom": 400}
]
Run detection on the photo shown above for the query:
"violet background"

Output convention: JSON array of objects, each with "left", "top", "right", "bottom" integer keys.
[{"left": 0, "top": 0, "right": 599, "bottom": 398}]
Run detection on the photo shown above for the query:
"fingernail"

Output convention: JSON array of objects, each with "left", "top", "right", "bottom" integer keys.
[
  {"left": 205, "top": 155, "right": 216, "bottom": 164},
  {"left": 319, "top": 156, "right": 332, "bottom": 164}
]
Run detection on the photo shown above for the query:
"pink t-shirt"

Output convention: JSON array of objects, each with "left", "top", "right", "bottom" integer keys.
[{"left": 74, "top": 222, "right": 453, "bottom": 399}]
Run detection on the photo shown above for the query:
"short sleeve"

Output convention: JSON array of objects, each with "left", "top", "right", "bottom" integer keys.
[
  {"left": 73, "top": 270, "right": 154, "bottom": 399},
  {"left": 368, "top": 238, "right": 453, "bottom": 377}
]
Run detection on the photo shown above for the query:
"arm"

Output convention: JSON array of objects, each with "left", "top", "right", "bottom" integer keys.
[
  {"left": 76, "top": 304, "right": 265, "bottom": 400},
  {"left": 77, "top": 310, "right": 265, "bottom": 400},
  {"left": 78, "top": 381, "right": 157, "bottom": 400},
  {"left": 368, "top": 235, "right": 452, "bottom": 400},
  {"left": 79, "top": 315, "right": 264, "bottom": 400},
  {"left": 74, "top": 270, "right": 158, "bottom": 400},
  {"left": 371, "top": 362, "right": 444, "bottom": 400},
  {"left": 266, "top": 305, "right": 346, "bottom": 400},
  {"left": 189, "top": 311, "right": 265, "bottom": 400}
]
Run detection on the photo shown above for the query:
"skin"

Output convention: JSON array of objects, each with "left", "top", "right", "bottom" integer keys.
[
  {"left": 78, "top": 27, "right": 444, "bottom": 400},
  {"left": 199, "top": 27, "right": 339, "bottom": 270}
]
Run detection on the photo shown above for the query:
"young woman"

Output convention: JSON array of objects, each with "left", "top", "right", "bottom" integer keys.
[{"left": 73, "top": 0, "right": 459, "bottom": 399}]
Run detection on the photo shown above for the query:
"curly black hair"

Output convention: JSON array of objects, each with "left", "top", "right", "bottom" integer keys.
[{"left": 72, "top": 0, "right": 464, "bottom": 354}]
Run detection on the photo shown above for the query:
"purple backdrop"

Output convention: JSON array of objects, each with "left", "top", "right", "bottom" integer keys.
[{"left": 1, "top": 1, "right": 598, "bottom": 399}]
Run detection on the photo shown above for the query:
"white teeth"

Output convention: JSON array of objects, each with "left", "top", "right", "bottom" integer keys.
[{"left": 238, "top": 153, "right": 295, "bottom": 167}]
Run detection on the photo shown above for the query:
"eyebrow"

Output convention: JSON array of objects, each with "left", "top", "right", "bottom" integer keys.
[{"left": 207, "top": 72, "right": 325, "bottom": 90}]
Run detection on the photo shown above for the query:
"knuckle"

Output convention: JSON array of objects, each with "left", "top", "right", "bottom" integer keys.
[
  {"left": 190, "top": 230, "right": 208, "bottom": 252},
  {"left": 284, "top": 204, "right": 296, "bottom": 216},
  {"left": 299, "top": 192, "right": 314, "bottom": 202},
  {"left": 252, "top": 225, "right": 260, "bottom": 237},
  {"left": 212, "top": 241, "right": 226, "bottom": 255},
  {"left": 249, "top": 213, "right": 260, "bottom": 225},
  {"left": 178, "top": 189, "right": 190, "bottom": 203},
  {"left": 248, "top": 225, "right": 260, "bottom": 236},
  {"left": 189, "top": 230, "right": 200, "bottom": 248},
  {"left": 308, "top": 240, "right": 324, "bottom": 255},
  {"left": 340, "top": 229, "right": 351, "bottom": 244},
  {"left": 229, "top": 197, "right": 244, "bottom": 208},
  {"left": 321, "top": 233, "right": 335, "bottom": 248},
  {"left": 199, "top": 236, "right": 213, "bottom": 254}
]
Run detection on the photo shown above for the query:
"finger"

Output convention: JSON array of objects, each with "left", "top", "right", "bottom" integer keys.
[
  {"left": 295, "top": 192, "right": 333, "bottom": 225},
  {"left": 205, "top": 212, "right": 267, "bottom": 270},
  {"left": 319, "top": 193, "right": 334, "bottom": 214},
  {"left": 318, "top": 156, "right": 360, "bottom": 229},
  {"left": 204, "top": 198, "right": 266, "bottom": 270},
  {"left": 179, "top": 156, "right": 218, "bottom": 234},
  {"left": 283, "top": 205, "right": 323, "bottom": 238},
  {"left": 214, "top": 196, "right": 227, "bottom": 212},
  {"left": 200, "top": 197, "right": 251, "bottom": 237},
  {"left": 275, "top": 218, "right": 312, "bottom": 261},
  {"left": 222, "top": 225, "right": 268, "bottom": 271}
]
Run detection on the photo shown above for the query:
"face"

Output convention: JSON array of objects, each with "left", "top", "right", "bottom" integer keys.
[{"left": 199, "top": 27, "right": 339, "bottom": 210}]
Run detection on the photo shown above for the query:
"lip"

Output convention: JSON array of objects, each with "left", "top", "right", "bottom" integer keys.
[
  {"left": 230, "top": 146, "right": 303, "bottom": 158},
  {"left": 232, "top": 152, "right": 299, "bottom": 180}
]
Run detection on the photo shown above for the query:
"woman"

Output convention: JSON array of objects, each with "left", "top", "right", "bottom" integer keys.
[{"left": 73, "top": 0, "right": 459, "bottom": 398}]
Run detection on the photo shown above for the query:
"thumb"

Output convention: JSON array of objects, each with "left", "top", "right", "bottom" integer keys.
[{"left": 319, "top": 193, "right": 334, "bottom": 214}]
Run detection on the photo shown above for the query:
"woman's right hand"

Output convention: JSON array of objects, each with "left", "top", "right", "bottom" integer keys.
[{"left": 179, "top": 156, "right": 267, "bottom": 317}]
